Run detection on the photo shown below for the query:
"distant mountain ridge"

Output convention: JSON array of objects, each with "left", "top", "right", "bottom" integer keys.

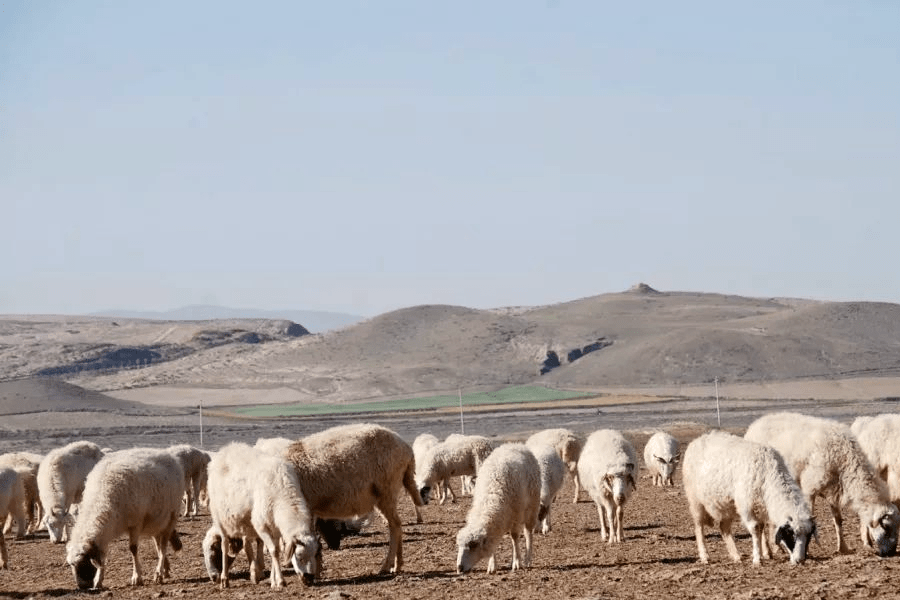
[{"left": 93, "top": 304, "right": 365, "bottom": 333}]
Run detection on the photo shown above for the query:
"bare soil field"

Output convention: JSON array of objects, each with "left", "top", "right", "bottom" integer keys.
[{"left": 4, "top": 425, "right": 900, "bottom": 600}]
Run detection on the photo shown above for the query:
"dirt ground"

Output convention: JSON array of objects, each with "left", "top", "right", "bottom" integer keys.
[{"left": 4, "top": 427, "right": 900, "bottom": 600}]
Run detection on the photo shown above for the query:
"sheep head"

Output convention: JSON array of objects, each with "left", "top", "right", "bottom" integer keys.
[
  {"left": 66, "top": 541, "right": 104, "bottom": 590},
  {"left": 863, "top": 506, "right": 899, "bottom": 557},
  {"left": 775, "top": 516, "right": 816, "bottom": 564},
  {"left": 45, "top": 508, "right": 74, "bottom": 544},
  {"left": 201, "top": 527, "right": 224, "bottom": 583},
  {"left": 653, "top": 454, "right": 678, "bottom": 482},
  {"left": 289, "top": 533, "right": 321, "bottom": 585},
  {"left": 456, "top": 526, "right": 492, "bottom": 574},
  {"left": 602, "top": 466, "right": 636, "bottom": 504}
]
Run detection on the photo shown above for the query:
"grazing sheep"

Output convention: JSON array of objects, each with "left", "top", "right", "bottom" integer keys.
[
  {"left": 166, "top": 444, "right": 211, "bottom": 518},
  {"left": 683, "top": 431, "right": 816, "bottom": 565},
  {"left": 851, "top": 414, "right": 900, "bottom": 506},
  {"left": 285, "top": 423, "right": 423, "bottom": 575},
  {"left": 455, "top": 443, "right": 541, "bottom": 574},
  {"left": 643, "top": 431, "right": 680, "bottom": 486},
  {"left": 0, "top": 467, "right": 26, "bottom": 569},
  {"left": 413, "top": 433, "right": 451, "bottom": 505},
  {"left": 65, "top": 448, "right": 184, "bottom": 590},
  {"left": 524, "top": 442, "right": 566, "bottom": 534},
  {"left": 38, "top": 441, "right": 105, "bottom": 543},
  {"left": 525, "top": 428, "right": 584, "bottom": 502},
  {"left": 417, "top": 434, "right": 494, "bottom": 506},
  {"left": 253, "top": 436, "right": 372, "bottom": 549},
  {"left": 577, "top": 429, "right": 638, "bottom": 543},
  {"left": 0, "top": 452, "right": 43, "bottom": 535},
  {"left": 745, "top": 412, "right": 900, "bottom": 557},
  {"left": 205, "top": 442, "right": 319, "bottom": 588}
]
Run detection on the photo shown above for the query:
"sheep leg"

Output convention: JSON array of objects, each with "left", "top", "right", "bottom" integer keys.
[
  {"left": 522, "top": 523, "right": 534, "bottom": 568},
  {"left": 760, "top": 525, "right": 773, "bottom": 560},
  {"left": 128, "top": 534, "right": 144, "bottom": 586},
  {"left": 509, "top": 531, "right": 521, "bottom": 571},
  {"left": 719, "top": 519, "right": 742, "bottom": 563},
  {"left": 747, "top": 521, "right": 763, "bottom": 565},
  {"left": 151, "top": 533, "right": 170, "bottom": 583},
  {"left": 604, "top": 504, "right": 618, "bottom": 544},
  {"left": 258, "top": 533, "right": 285, "bottom": 588},
  {"left": 247, "top": 537, "right": 264, "bottom": 584},
  {"left": 219, "top": 536, "right": 232, "bottom": 589},
  {"left": 572, "top": 470, "right": 581, "bottom": 503},
  {"left": 0, "top": 535, "right": 7, "bottom": 570},
  {"left": 693, "top": 521, "right": 709, "bottom": 564},
  {"left": 829, "top": 503, "right": 849, "bottom": 554},
  {"left": 486, "top": 554, "right": 497, "bottom": 574},
  {"left": 375, "top": 502, "right": 403, "bottom": 574}
]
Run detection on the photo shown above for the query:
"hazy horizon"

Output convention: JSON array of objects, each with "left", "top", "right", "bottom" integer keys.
[{"left": 3, "top": 1, "right": 898, "bottom": 317}]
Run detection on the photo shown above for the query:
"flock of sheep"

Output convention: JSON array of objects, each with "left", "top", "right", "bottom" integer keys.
[{"left": 2, "top": 411, "right": 900, "bottom": 591}]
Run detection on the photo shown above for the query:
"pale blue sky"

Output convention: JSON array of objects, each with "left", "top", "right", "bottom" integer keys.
[{"left": 2, "top": 1, "right": 898, "bottom": 316}]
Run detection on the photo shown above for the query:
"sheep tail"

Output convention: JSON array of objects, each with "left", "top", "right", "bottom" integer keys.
[{"left": 404, "top": 460, "right": 424, "bottom": 507}]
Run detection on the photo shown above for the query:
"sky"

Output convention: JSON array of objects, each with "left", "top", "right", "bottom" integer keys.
[{"left": 2, "top": 1, "right": 899, "bottom": 317}]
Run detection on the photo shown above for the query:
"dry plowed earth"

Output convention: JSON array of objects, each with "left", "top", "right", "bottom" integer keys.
[{"left": 3, "top": 427, "right": 899, "bottom": 599}]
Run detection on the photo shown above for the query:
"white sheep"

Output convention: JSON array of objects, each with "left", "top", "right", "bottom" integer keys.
[
  {"left": 455, "top": 443, "right": 541, "bottom": 574},
  {"left": 65, "top": 448, "right": 184, "bottom": 590},
  {"left": 643, "top": 430, "right": 680, "bottom": 486},
  {"left": 204, "top": 442, "right": 319, "bottom": 588},
  {"left": 37, "top": 441, "right": 105, "bottom": 543},
  {"left": 524, "top": 441, "right": 566, "bottom": 534},
  {"left": 0, "top": 467, "right": 26, "bottom": 569},
  {"left": 851, "top": 414, "right": 900, "bottom": 506},
  {"left": 525, "top": 428, "right": 584, "bottom": 502},
  {"left": 745, "top": 412, "right": 900, "bottom": 557},
  {"left": 416, "top": 434, "right": 494, "bottom": 505},
  {"left": 285, "top": 423, "right": 423, "bottom": 575},
  {"left": 577, "top": 429, "right": 638, "bottom": 543},
  {"left": 413, "top": 433, "right": 451, "bottom": 504},
  {"left": 166, "top": 444, "right": 211, "bottom": 518},
  {"left": 0, "top": 451, "right": 43, "bottom": 535},
  {"left": 683, "top": 430, "right": 816, "bottom": 565}
]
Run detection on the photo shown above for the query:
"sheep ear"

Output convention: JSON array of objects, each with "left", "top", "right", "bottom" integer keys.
[{"left": 774, "top": 524, "right": 795, "bottom": 551}]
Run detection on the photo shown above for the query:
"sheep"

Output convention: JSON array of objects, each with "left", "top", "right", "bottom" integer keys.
[
  {"left": 851, "top": 414, "right": 900, "bottom": 506},
  {"left": 643, "top": 430, "right": 680, "bottom": 486},
  {"left": 284, "top": 423, "right": 423, "bottom": 575},
  {"left": 683, "top": 430, "right": 816, "bottom": 565},
  {"left": 525, "top": 429, "right": 584, "bottom": 502},
  {"left": 0, "top": 451, "right": 43, "bottom": 535},
  {"left": 455, "top": 443, "right": 541, "bottom": 574},
  {"left": 37, "top": 441, "right": 105, "bottom": 543},
  {"left": 524, "top": 441, "right": 566, "bottom": 534},
  {"left": 204, "top": 442, "right": 320, "bottom": 588},
  {"left": 577, "top": 429, "right": 638, "bottom": 543},
  {"left": 413, "top": 433, "right": 451, "bottom": 504},
  {"left": 0, "top": 467, "right": 26, "bottom": 569},
  {"left": 65, "top": 448, "right": 184, "bottom": 590},
  {"left": 253, "top": 435, "right": 375, "bottom": 547},
  {"left": 417, "top": 434, "right": 494, "bottom": 506},
  {"left": 745, "top": 412, "right": 900, "bottom": 557},
  {"left": 166, "top": 444, "right": 211, "bottom": 518}
]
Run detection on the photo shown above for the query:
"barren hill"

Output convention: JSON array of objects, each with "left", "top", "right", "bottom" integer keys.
[{"left": 3, "top": 287, "right": 900, "bottom": 405}]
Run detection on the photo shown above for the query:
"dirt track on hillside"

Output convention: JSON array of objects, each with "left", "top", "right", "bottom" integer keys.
[{"left": 4, "top": 426, "right": 900, "bottom": 600}]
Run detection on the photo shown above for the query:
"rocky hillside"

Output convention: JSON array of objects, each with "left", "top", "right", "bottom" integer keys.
[{"left": 4, "top": 285, "right": 900, "bottom": 403}]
